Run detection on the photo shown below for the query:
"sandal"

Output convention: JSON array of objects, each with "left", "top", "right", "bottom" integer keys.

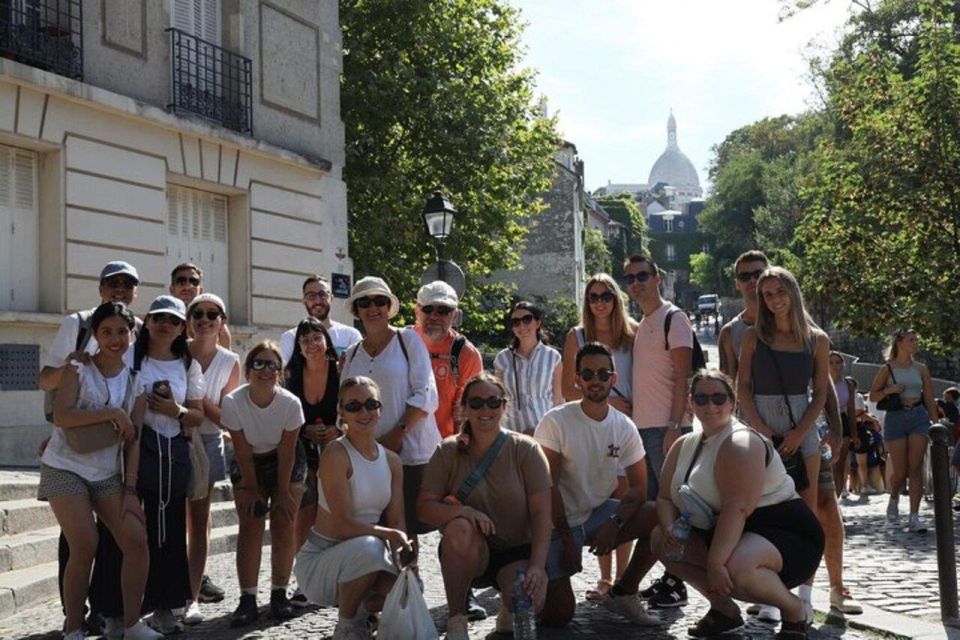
[
  {"left": 776, "top": 620, "right": 808, "bottom": 639},
  {"left": 687, "top": 608, "right": 745, "bottom": 637},
  {"left": 585, "top": 579, "right": 614, "bottom": 601}
]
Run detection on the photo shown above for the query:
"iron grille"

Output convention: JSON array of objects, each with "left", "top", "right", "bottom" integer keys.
[
  {"left": 167, "top": 27, "right": 252, "bottom": 134},
  {"left": 0, "top": 344, "right": 39, "bottom": 390},
  {"left": 0, "top": 0, "right": 82, "bottom": 80}
]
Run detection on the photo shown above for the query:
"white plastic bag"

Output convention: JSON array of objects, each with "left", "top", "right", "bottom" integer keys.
[{"left": 378, "top": 567, "right": 439, "bottom": 640}]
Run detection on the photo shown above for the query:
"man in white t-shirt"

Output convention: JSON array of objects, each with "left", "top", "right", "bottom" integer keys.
[
  {"left": 279, "top": 275, "right": 361, "bottom": 364},
  {"left": 535, "top": 342, "right": 660, "bottom": 628}
]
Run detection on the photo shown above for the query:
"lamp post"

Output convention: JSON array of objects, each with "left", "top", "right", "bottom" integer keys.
[{"left": 422, "top": 190, "right": 456, "bottom": 281}]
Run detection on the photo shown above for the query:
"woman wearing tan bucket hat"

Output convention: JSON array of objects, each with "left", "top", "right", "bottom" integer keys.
[{"left": 341, "top": 276, "right": 440, "bottom": 548}]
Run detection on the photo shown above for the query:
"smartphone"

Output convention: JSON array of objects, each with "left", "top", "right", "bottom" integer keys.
[{"left": 152, "top": 380, "right": 172, "bottom": 398}]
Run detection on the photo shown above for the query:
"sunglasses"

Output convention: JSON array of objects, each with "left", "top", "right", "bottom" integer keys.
[
  {"left": 355, "top": 295, "right": 391, "bottom": 309},
  {"left": 579, "top": 367, "right": 613, "bottom": 382},
  {"left": 736, "top": 269, "right": 764, "bottom": 282},
  {"left": 251, "top": 359, "right": 282, "bottom": 371},
  {"left": 190, "top": 309, "right": 221, "bottom": 321},
  {"left": 343, "top": 398, "right": 383, "bottom": 413},
  {"left": 623, "top": 272, "right": 655, "bottom": 285},
  {"left": 466, "top": 396, "right": 506, "bottom": 410},
  {"left": 510, "top": 314, "right": 536, "bottom": 327},
  {"left": 103, "top": 277, "right": 136, "bottom": 289},
  {"left": 151, "top": 313, "right": 183, "bottom": 326},
  {"left": 421, "top": 305, "right": 453, "bottom": 316},
  {"left": 174, "top": 276, "right": 201, "bottom": 287},
  {"left": 692, "top": 393, "right": 730, "bottom": 406},
  {"left": 588, "top": 292, "right": 615, "bottom": 304}
]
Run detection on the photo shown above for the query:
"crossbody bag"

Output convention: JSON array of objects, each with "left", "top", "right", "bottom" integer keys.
[{"left": 765, "top": 346, "right": 810, "bottom": 492}]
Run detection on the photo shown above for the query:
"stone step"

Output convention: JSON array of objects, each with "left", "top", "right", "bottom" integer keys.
[{"left": 0, "top": 523, "right": 268, "bottom": 621}]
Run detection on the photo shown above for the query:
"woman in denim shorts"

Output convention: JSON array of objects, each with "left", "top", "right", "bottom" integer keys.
[{"left": 869, "top": 329, "right": 940, "bottom": 533}]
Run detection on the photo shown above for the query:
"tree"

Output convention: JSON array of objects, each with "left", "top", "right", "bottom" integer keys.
[
  {"left": 593, "top": 194, "right": 649, "bottom": 279},
  {"left": 340, "top": 0, "right": 559, "bottom": 336},
  {"left": 688, "top": 252, "right": 722, "bottom": 292},
  {"left": 583, "top": 227, "right": 613, "bottom": 276}
]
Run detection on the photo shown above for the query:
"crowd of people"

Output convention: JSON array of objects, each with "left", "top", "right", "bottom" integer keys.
[{"left": 36, "top": 250, "right": 948, "bottom": 640}]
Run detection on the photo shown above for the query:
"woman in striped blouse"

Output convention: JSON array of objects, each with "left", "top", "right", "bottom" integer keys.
[{"left": 494, "top": 301, "right": 563, "bottom": 434}]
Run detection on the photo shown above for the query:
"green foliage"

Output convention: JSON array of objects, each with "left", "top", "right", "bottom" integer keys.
[
  {"left": 583, "top": 226, "right": 613, "bottom": 277},
  {"left": 531, "top": 295, "right": 581, "bottom": 349},
  {"left": 340, "top": 0, "right": 559, "bottom": 334},
  {"left": 688, "top": 251, "right": 721, "bottom": 292},
  {"left": 593, "top": 194, "right": 649, "bottom": 278}
]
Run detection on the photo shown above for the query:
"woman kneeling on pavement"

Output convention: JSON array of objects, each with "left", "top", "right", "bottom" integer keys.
[
  {"left": 221, "top": 340, "right": 306, "bottom": 626},
  {"left": 653, "top": 370, "right": 824, "bottom": 639},
  {"left": 42, "top": 302, "right": 159, "bottom": 640},
  {"left": 418, "top": 372, "right": 553, "bottom": 639},
  {"left": 294, "top": 376, "right": 411, "bottom": 640}
]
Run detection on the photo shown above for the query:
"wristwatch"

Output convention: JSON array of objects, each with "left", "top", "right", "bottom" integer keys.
[{"left": 609, "top": 513, "right": 625, "bottom": 530}]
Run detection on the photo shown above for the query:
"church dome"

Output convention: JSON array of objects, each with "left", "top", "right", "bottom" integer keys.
[{"left": 647, "top": 112, "right": 701, "bottom": 194}]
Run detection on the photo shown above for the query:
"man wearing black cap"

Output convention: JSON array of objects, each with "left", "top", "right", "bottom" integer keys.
[{"left": 38, "top": 260, "right": 141, "bottom": 639}]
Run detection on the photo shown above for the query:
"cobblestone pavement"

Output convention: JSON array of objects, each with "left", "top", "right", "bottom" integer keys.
[
  {"left": 814, "top": 489, "right": 947, "bottom": 622},
  {"left": 4, "top": 530, "right": 882, "bottom": 640}
]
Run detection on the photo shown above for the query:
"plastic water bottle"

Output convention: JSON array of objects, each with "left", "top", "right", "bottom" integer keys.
[
  {"left": 512, "top": 570, "right": 536, "bottom": 640},
  {"left": 664, "top": 512, "right": 692, "bottom": 562}
]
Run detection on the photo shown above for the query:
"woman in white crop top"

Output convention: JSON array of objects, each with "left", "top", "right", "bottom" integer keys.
[
  {"left": 294, "top": 376, "right": 411, "bottom": 639},
  {"left": 653, "top": 370, "right": 823, "bottom": 640}
]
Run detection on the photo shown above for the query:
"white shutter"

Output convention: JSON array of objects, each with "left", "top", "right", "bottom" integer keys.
[
  {"left": 172, "top": 0, "right": 194, "bottom": 33},
  {"left": 171, "top": 0, "right": 219, "bottom": 44},
  {"left": 0, "top": 145, "right": 38, "bottom": 311},
  {"left": 165, "top": 185, "right": 229, "bottom": 308}
]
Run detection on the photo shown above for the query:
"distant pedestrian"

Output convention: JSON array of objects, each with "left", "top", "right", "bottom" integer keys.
[
  {"left": 869, "top": 329, "right": 940, "bottom": 532},
  {"left": 494, "top": 301, "right": 563, "bottom": 435}
]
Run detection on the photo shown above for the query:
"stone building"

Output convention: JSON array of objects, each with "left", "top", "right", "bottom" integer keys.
[{"left": 0, "top": 0, "right": 349, "bottom": 464}]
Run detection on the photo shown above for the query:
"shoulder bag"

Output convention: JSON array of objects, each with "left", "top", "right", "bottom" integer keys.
[
  {"left": 876, "top": 364, "right": 904, "bottom": 411},
  {"left": 443, "top": 430, "right": 509, "bottom": 506},
  {"left": 765, "top": 346, "right": 810, "bottom": 492},
  {"left": 63, "top": 369, "right": 136, "bottom": 455}
]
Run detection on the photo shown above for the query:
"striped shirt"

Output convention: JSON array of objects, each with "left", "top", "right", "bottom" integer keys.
[{"left": 494, "top": 342, "right": 561, "bottom": 433}]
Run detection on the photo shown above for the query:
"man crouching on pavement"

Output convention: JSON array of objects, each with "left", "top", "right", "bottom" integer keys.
[{"left": 535, "top": 342, "right": 661, "bottom": 627}]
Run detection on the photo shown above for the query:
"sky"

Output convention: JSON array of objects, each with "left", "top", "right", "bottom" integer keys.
[{"left": 514, "top": 0, "right": 856, "bottom": 193}]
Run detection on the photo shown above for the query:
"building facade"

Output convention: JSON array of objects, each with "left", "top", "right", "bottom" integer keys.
[{"left": 0, "top": 0, "right": 349, "bottom": 465}]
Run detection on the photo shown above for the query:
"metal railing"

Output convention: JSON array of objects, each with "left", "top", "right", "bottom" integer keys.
[
  {"left": 0, "top": 0, "right": 83, "bottom": 79},
  {"left": 166, "top": 27, "right": 252, "bottom": 134}
]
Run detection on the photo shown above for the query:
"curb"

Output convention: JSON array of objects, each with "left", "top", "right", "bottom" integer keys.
[{"left": 813, "top": 587, "right": 955, "bottom": 639}]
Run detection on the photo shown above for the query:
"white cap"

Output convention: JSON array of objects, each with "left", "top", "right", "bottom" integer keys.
[{"left": 417, "top": 281, "right": 459, "bottom": 308}]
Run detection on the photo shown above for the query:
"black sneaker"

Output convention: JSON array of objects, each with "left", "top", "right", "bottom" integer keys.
[
  {"left": 199, "top": 575, "right": 225, "bottom": 603},
  {"left": 647, "top": 576, "right": 688, "bottom": 609},
  {"left": 289, "top": 587, "right": 310, "bottom": 608},
  {"left": 639, "top": 577, "right": 664, "bottom": 599},
  {"left": 466, "top": 589, "right": 487, "bottom": 621},
  {"left": 230, "top": 593, "right": 259, "bottom": 627},
  {"left": 270, "top": 588, "right": 296, "bottom": 621}
]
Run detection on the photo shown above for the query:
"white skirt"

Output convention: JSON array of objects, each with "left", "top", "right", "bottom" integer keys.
[{"left": 294, "top": 529, "right": 397, "bottom": 607}]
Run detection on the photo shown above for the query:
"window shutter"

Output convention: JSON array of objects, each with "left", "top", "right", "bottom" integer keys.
[
  {"left": 200, "top": 0, "right": 220, "bottom": 45},
  {"left": 0, "top": 145, "right": 38, "bottom": 311},
  {"left": 167, "top": 185, "right": 180, "bottom": 236},
  {"left": 172, "top": 0, "right": 194, "bottom": 33},
  {"left": 212, "top": 195, "right": 227, "bottom": 242}
]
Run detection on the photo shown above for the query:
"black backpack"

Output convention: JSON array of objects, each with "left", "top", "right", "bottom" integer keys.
[{"left": 664, "top": 308, "right": 706, "bottom": 372}]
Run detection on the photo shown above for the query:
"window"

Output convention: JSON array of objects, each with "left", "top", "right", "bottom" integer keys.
[
  {"left": 666, "top": 244, "right": 676, "bottom": 262},
  {"left": 678, "top": 219, "right": 685, "bottom": 231},
  {"left": 664, "top": 217, "right": 673, "bottom": 233},
  {"left": 702, "top": 243, "right": 710, "bottom": 253},
  {"left": 166, "top": 185, "right": 229, "bottom": 306},
  {"left": 171, "top": 0, "right": 220, "bottom": 44},
  {"left": 0, "top": 144, "right": 38, "bottom": 311}
]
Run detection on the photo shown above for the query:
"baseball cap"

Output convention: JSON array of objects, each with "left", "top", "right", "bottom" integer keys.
[
  {"left": 187, "top": 293, "right": 226, "bottom": 316},
  {"left": 99, "top": 261, "right": 140, "bottom": 284},
  {"left": 417, "top": 281, "right": 459, "bottom": 308},
  {"left": 147, "top": 295, "right": 187, "bottom": 321}
]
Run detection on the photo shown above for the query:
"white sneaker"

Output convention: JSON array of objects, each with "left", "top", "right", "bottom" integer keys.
[
  {"left": 331, "top": 617, "right": 370, "bottom": 640},
  {"left": 124, "top": 621, "right": 164, "bottom": 640},
  {"left": 887, "top": 497, "right": 900, "bottom": 522},
  {"left": 830, "top": 586, "right": 864, "bottom": 614},
  {"left": 757, "top": 604, "right": 781, "bottom": 623},
  {"left": 182, "top": 601, "right": 204, "bottom": 625},
  {"left": 445, "top": 613, "right": 470, "bottom": 640},
  {"left": 600, "top": 593, "right": 661, "bottom": 626},
  {"left": 102, "top": 617, "right": 124, "bottom": 640},
  {"left": 146, "top": 609, "right": 183, "bottom": 634},
  {"left": 62, "top": 630, "right": 85, "bottom": 640},
  {"left": 909, "top": 513, "right": 928, "bottom": 533}
]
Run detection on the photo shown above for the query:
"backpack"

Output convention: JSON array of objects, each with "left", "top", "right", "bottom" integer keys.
[
  {"left": 429, "top": 335, "right": 467, "bottom": 380},
  {"left": 664, "top": 308, "right": 706, "bottom": 373},
  {"left": 44, "top": 310, "right": 95, "bottom": 422}
]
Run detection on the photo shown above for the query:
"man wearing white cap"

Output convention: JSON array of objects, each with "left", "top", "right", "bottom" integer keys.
[{"left": 279, "top": 275, "right": 361, "bottom": 365}]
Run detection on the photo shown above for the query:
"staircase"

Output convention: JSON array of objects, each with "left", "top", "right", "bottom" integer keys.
[{"left": 0, "top": 469, "right": 249, "bottom": 620}]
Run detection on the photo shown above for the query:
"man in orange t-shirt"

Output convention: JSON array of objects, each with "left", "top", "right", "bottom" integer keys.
[{"left": 413, "top": 281, "right": 483, "bottom": 439}]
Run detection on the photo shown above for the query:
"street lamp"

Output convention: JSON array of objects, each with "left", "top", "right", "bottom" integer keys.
[{"left": 422, "top": 191, "right": 457, "bottom": 281}]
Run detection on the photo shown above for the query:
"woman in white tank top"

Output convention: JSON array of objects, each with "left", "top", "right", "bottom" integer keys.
[{"left": 294, "top": 377, "right": 412, "bottom": 639}]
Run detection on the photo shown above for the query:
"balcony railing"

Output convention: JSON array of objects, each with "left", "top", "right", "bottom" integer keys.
[
  {"left": 167, "top": 28, "right": 252, "bottom": 134},
  {"left": 0, "top": 0, "right": 83, "bottom": 80}
]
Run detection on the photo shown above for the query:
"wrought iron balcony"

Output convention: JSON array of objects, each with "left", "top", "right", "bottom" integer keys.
[
  {"left": 167, "top": 28, "right": 252, "bottom": 134},
  {"left": 0, "top": 0, "right": 83, "bottom": 80}
]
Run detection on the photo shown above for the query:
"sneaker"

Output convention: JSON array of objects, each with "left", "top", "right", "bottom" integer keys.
[
  {"left": 600, "top": 593, "right": 661, "bottom": 626},
  {"left": 776, "top": 619, "right": 809, "bottom": 639},
  {"left": 182, "top": 601, "right": 204, "bottom": 625},
  {"left": 198, "top": 575, "right": 225, "bottom": 603},
  {"left": 687, "top": 608, "right": 744, "bottom": 638},
  {"left": 146, "top": 609, "right": 183, "bottom": 635},
  {"left": 909, "top": 513, "right": 928, "bottom": 533},
  {"left": 465, "top": 589, "right": 487, "bottom": 621},
  {"left": 887, "top": 497, "right": 900, "bottom": 522},
  {"left": 830, "top": 587, "right": 863, "bottom": 614},
  {"left": 82, "top": 612, "right": 104, "bottom": 636},
  {"left": 289, "top": 586, "right": 310, "bottom": 608},
  {"left": 647, "top": 576, "right": 687, "bottom": 608},
  {"left": 758, "top": 604, "right": 782, "bottom": 623},
  {"left": 495, "top": 606, "right": 513, "bottom": 633},
  {"left": 445, "top": 613, "right": 470, "bottom": 640},
  {"left": 62, "top": 630, "right": 85, "bottom": 640},
  {"left": 639, "top": 576, "right": 664, "bottom": 599},
  {"left": 270, "top": 588, "right": 296, "bottom": 620},
  {"left": 102, "top": 616, "right": 124, "bottom": 640},
  {"left": 230, "top": 594, "right": 259, "bottom": 627},
  {"left": 332, "top": 617, "right": 369, "bottom": 640},
  {"left": 123, "top": 621, "right": 164, "bottom": 640}
]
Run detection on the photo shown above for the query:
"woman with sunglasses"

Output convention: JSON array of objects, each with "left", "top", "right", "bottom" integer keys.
[
  {"left": 130, "top": 295, "right": 205, "bottom": 634},
  {"left": 418, "top": 372, "right": 552, "bottom": 639},
  {"left": 182, "top": 294, "right": 240, "bottom": 624},
  {"left": 869, "top": 329, "right": 939, "bottom": 533},
  {"left": 342, "top": 277, "right": 439, "bottom": 541},
  {"left": 42, "top": 302, "right": 160, "bottom": 640},
  {"left": 284, "top": 318, "right": 341, "bottom": 565},
  {"left": 294, "top": 377, "right": 412, "bottom": 639},
  {"left": 220, "top": 341, "right": 306, "bottom": 626},
  {"left": 495, "top": 301, "right": 563, "bottom": 434},
  {"left": 653, "top": 370, "right": 823, "bottom": 639},
  {"left": 560, "top": 274, "right": 637, "bottom": 600}
]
